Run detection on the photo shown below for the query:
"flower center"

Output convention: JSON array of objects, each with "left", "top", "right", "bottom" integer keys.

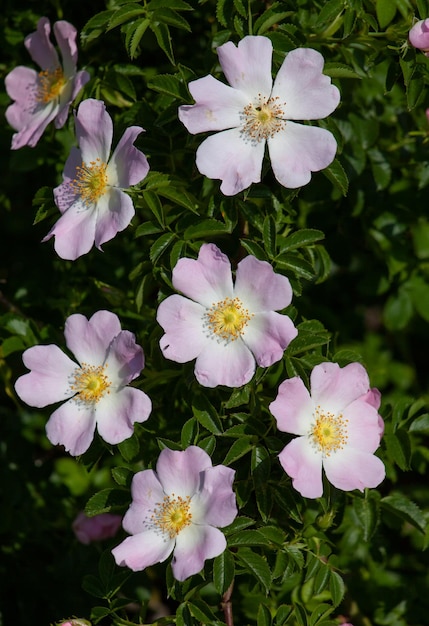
[
  {"left": 240, "top": 93, "right": 286, "bottom": 143},
  {"left": 309, "top": 406, "right": 348, "bottom": 457},
  {"left": 71, "top": 159, "right": 109, "bottom": 204},
  {"left": 70, "top": 363, "right": 111, "bottom": 404},
  {"left": 37, "top": 67, "right": 66, "bottom": 103},
  {"left": 150, "top": 494, "right": 192, "bottom": 539},
  {"left": 203, "top": 297, "right": 253, "bottom": 344}
]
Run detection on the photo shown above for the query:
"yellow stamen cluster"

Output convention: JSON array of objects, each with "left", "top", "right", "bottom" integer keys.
[
  {"left": 309, "top": 406, "right": 348, "bottom": 457},
  {"left": 150, "top": 494, "right": 192, "bottom": 538},
  {"left": 241, "top": 93, "right": 286, "bottom": 142},
  {"left": 70, "top": 363, "right": 111, "bottom": 404},
  {"left": 37, "top": 67, "right": 66, "bottom": 103},
  {"left": 71, "top": 159, "right": 108, "bottom": 204},
  {"left": 204, "top": 297, "right": 253, "bottom": 343}
]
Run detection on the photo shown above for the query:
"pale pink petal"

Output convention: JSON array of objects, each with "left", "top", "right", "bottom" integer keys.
[
  {"left": 53, "top": 147, "right": 82, "bottom": 213},
  {"left": 69, "top": 69, "right": 91, "bottom": 102},
  {"left": 310, "top": 362, "right": 371, "bottom": 414},
  {"left": 73, "top": 512, "right": 121, "bottom": 544},
  {"left": 270, "top": 377, "right": 313, "bottom": 436},
  {"left": 43, "top": 199, "right": 97, "bottom": 260},
  {"left": 64, "top": 311, "right": 121, "bottom": 366},
  {"left": 75, "top": 99, "right": 113, "bottom": 163},
  {"left": 243, "top": 311, "right": 297, "bottom": 367},
  {"left": 343, "top": 398, "right": 383, "bottom": 453},
  {"left": 107, "top": 126, "right": 149, "bottom": 187},
  {"left": 268, "top": 122, "right": 337, "bottom": 188},
  {"left": 45, "top": 399, "right": 96, "bottom": 456},
  {"left": 362, "top": 387, "right": 381, "bottom": 410},
  {"left": 409, "top": 19, "right": 429, "bottom": 51},
  {"left": 323, "top": 448, "right": 385, "bottom": 492},
  {"left": 53, "top": 20, "right": 78, "bottom": 75},
  {"left": 93, "top": 189, "right": 135, "bottom": 249},
  {"left": 157, "top": 295, "right": 207, "bottom": 363},
  {"left": 172, "top": 524, "right": 226, "bottom": 581},
  {"left": 172, "top": 243, "right": 234, "bottom": 306},
  {"left": 112, "top": 530, "right": 174, "bottom": 572},
  {"left": 15, "top": 344, "right": 76, "bottom": 407},
  {"left": 194, "top": 338, "right": 255, "bottom": 388},
  {"left": 5, "top": 66, "right": 38, "bottom": 101},
  {"left": 95, "top": 387, "right": 151, "bottom": 445},
  {"left": 156, "top": 446, "right": 212, "bottom": 497},
  {"left": 104, "top": 330, "right": 144, "bottom": 385},
  {"left": 217, "top": 35, "right": 273, "bottom": 99},
  {"left": 278, "top": 437, "right": 323, "bottom": 498},
  {"left": 123, "top": 470, "right": 165, "bottom": 533},
  {"left": 7, "top": 96, "right": 59, "bottom": 150},
  {"left": 191, "top": 465, "right": 237, "bottom": 527},
  {"left": 178, "top": 75, "right": 247, "bottom": 133},
  {"left": 271, "top": 48, "right": 340, "bottom": 120},
  {"left": 25, "top": 17, "right": 59, "bottom": 70},
  {"left": 195, "top": 127, "right": 265, "bottom": 195},
  {"left": 234, "top": 255, "right": 293, "bottom": 311}
]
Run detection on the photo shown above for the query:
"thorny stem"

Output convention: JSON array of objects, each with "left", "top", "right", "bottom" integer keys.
[{"left": 221, "top": 581, "right": 234, "bottom": 626}]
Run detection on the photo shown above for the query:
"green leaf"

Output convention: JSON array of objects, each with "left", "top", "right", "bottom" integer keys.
[
  {"left": 188, "top": 600, "right": 218, "bottom": 623},
  {"left": 148, "top": 73, "right": 189, "bottom": 100},
  {"left": 127, "top": 17, "right": 151, "bottom": 59},
  {"left": 228, "top": 529, "right": 273, "bottom": 547},
  {"left": 107, "top": 4, "right": 146, "bottom": 30},
  {"left": 151, "top": 21, "right": 174, "bottom": 63},
  {"left": 329, "top": 571, "right": 345, "bottom": 607},
  {"left": 192, "top": 394, "right": 223, "bottom": 434},
  {"left": 275, "top": 605, "right": 293, "bottom": 625},
  {"left": 184, "top": 218, "right": 230, "bottom": 240},
  {"left": 81, "top": 10, "right": 115, "bottom": 43},
  {"left": 83, "top": 575, "right": 106, "bottom": 599},
  {"left": 381, "top": 493, "right": 427, "bottom": 533},
  {"left": 384, "top": 430, "right": 411, "bottom": 470},
  {"left": 323, "top": 62, "right": 361, "bottom": 79},
  {"left": 143, "top": 190, "right": 165, "bottom": 228},
  {"left": 286, "top": 330, "right": 330, "bottom": 356},
  {"left": 223, "top": 438, "right": 253, "bottom": 466},
  {"left": 257, "top": 603, "right": 272, "bottom": 626},
  {"left": 118, "top": 432, "right": 140, "bottom": 461},
  {"left": 263, "top": 214, "right": 277, "bottom": 258},
  {"left": 85, "top": 488, "right": 130, "bottom": 517},
  {"left": 154, "top": 7, "right": 191, "bottom": 31},
  {"left": 148, "top": 0, "right": 193, "bottom": 9},
  {"left": 240, "top": 239, "right": 267, "bottom": 260},
  {"left": 158, "top": 186, "right": 199, "bottom": 213},
  {"left": 111, "top": 466, "right": 133, "bottom": 487},
  {"left": 254, "top": 6, "right": 291, "bottom": 35},
  {"left": 213, "top": 550, "right": 235, "bottom": 595},
  {"left": 150, "top": 232, "right": 176, "bottom": 264},
  {"left": 236, "top": 547, "right": 272, "bottom": 593},
  {"left": 180, "top": 417, "right": 199, "bottom": 447},
  {"left": 278, "top": 229, "right": 325, "bottom": 253},
  {"left": 353, "top": 490, "right": 380, "bottom": 541},
  {"left": 275, "top": 253, "right": 315, "bottom": 281},
  {"left": 314, "top": 0, "right": 344, "bottom": 27},
  {"left": 383, "top": 289, "right": 413, "bottom": 331},
  {"left": 376, "top": 0, "right": 397, "bottom": 28},
  {"left": 323, "top": 158, "right": 349, "bottom": 196}
]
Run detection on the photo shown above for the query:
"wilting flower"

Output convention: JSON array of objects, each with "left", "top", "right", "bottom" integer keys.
[
  {"left": 112, "top": 446, "right": 237, "bottom": 581},
  {"left": 72, "top": 511, "right": 122, "bottom": 544},
  {"left": 43, "top": 98, "right": 149, "bottom": 260},
  {"left": 156, "top": 243, "right": 297, "bottom": 388},
  {"left": 409, "top": 19, "right": 429, "bottom": 55},
  {"left": 15, "top": 310, "right": 152, "bottom": 456},
  {"left": 269, "top": 362, "right": 385, "bottom": 498},
  {"left": 5, "top": 17, "right": 90, "bottom": 150},
  {"left": 178, "top": 35, "right": 340, "bottom": 195}
]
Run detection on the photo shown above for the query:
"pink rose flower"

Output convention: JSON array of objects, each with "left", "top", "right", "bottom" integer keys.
[
  {"left": 5, "top": 17, "right": 90, "bottom": 149},
  {"left": 178, "top": 35, "right": 340, "bottom": 195},
  {"left": 15, "top": 310, "right": 152, "bottom": 456},
  {"left": 43, "top": 98, "right": 149, "bottom": 260},
  {"left": 409, "top": 19, "right": 429, "bottom": 55},
  {"left": 72, "top": 511, "right": 122, "bottom": 544},
  {"left": 156, "top": 243, "right": 297, "bottom": 388},
  {"left": 112, "top": 446, "right": 237, "bottom": 581},
  {"left": 269, "top": 362, "right": 385, "bottom": 498}
]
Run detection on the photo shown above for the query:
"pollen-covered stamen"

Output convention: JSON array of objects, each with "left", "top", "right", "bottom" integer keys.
[
  {"left": 71, "top": 158, "right": 109, "bottom": 204},
  {"left": 203, "top": 296, "right": 253, "bottom": 343},
  {"left": 37, "top": 67, "right": 66, "bottom": 103},
  {"left": 149, "top": 494, "right": 192, "bottom": 539},
  {"left": 309, "top": 406, "right": 348, "bottom": 457},
  {"left": 240, "top": 93, "right": 286, "bottom": 142},
  {"left": 70, "top": 363, "right": 111, "bottom": 404}
]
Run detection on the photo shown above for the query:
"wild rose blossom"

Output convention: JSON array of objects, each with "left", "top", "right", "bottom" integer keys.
[
  {"left": 156, "top": 243, "right": 297, "bottom": 388},
  {"left": 14, "top": 310, "right": 152, "bottom": 456},
  {"left": 43, "top": 98, "right": 149, "bottom": 260},
  {"left": 72, "top": 511, "right": 122, "bottom": 545},
  {"left": 269, "top": 362, "right": 385, "bottom": 498},
  {"left": 409, "top": 19, "right": 429, "bottom": 55},
  {"left": 5, "top": 17, "right": 90, "bottom": 150},
  {"left": 178, "top": 35, "right": 340, "bottom": 195},
  {"left": 112, "top": 446, "right": 237, "bottom": 581}
]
